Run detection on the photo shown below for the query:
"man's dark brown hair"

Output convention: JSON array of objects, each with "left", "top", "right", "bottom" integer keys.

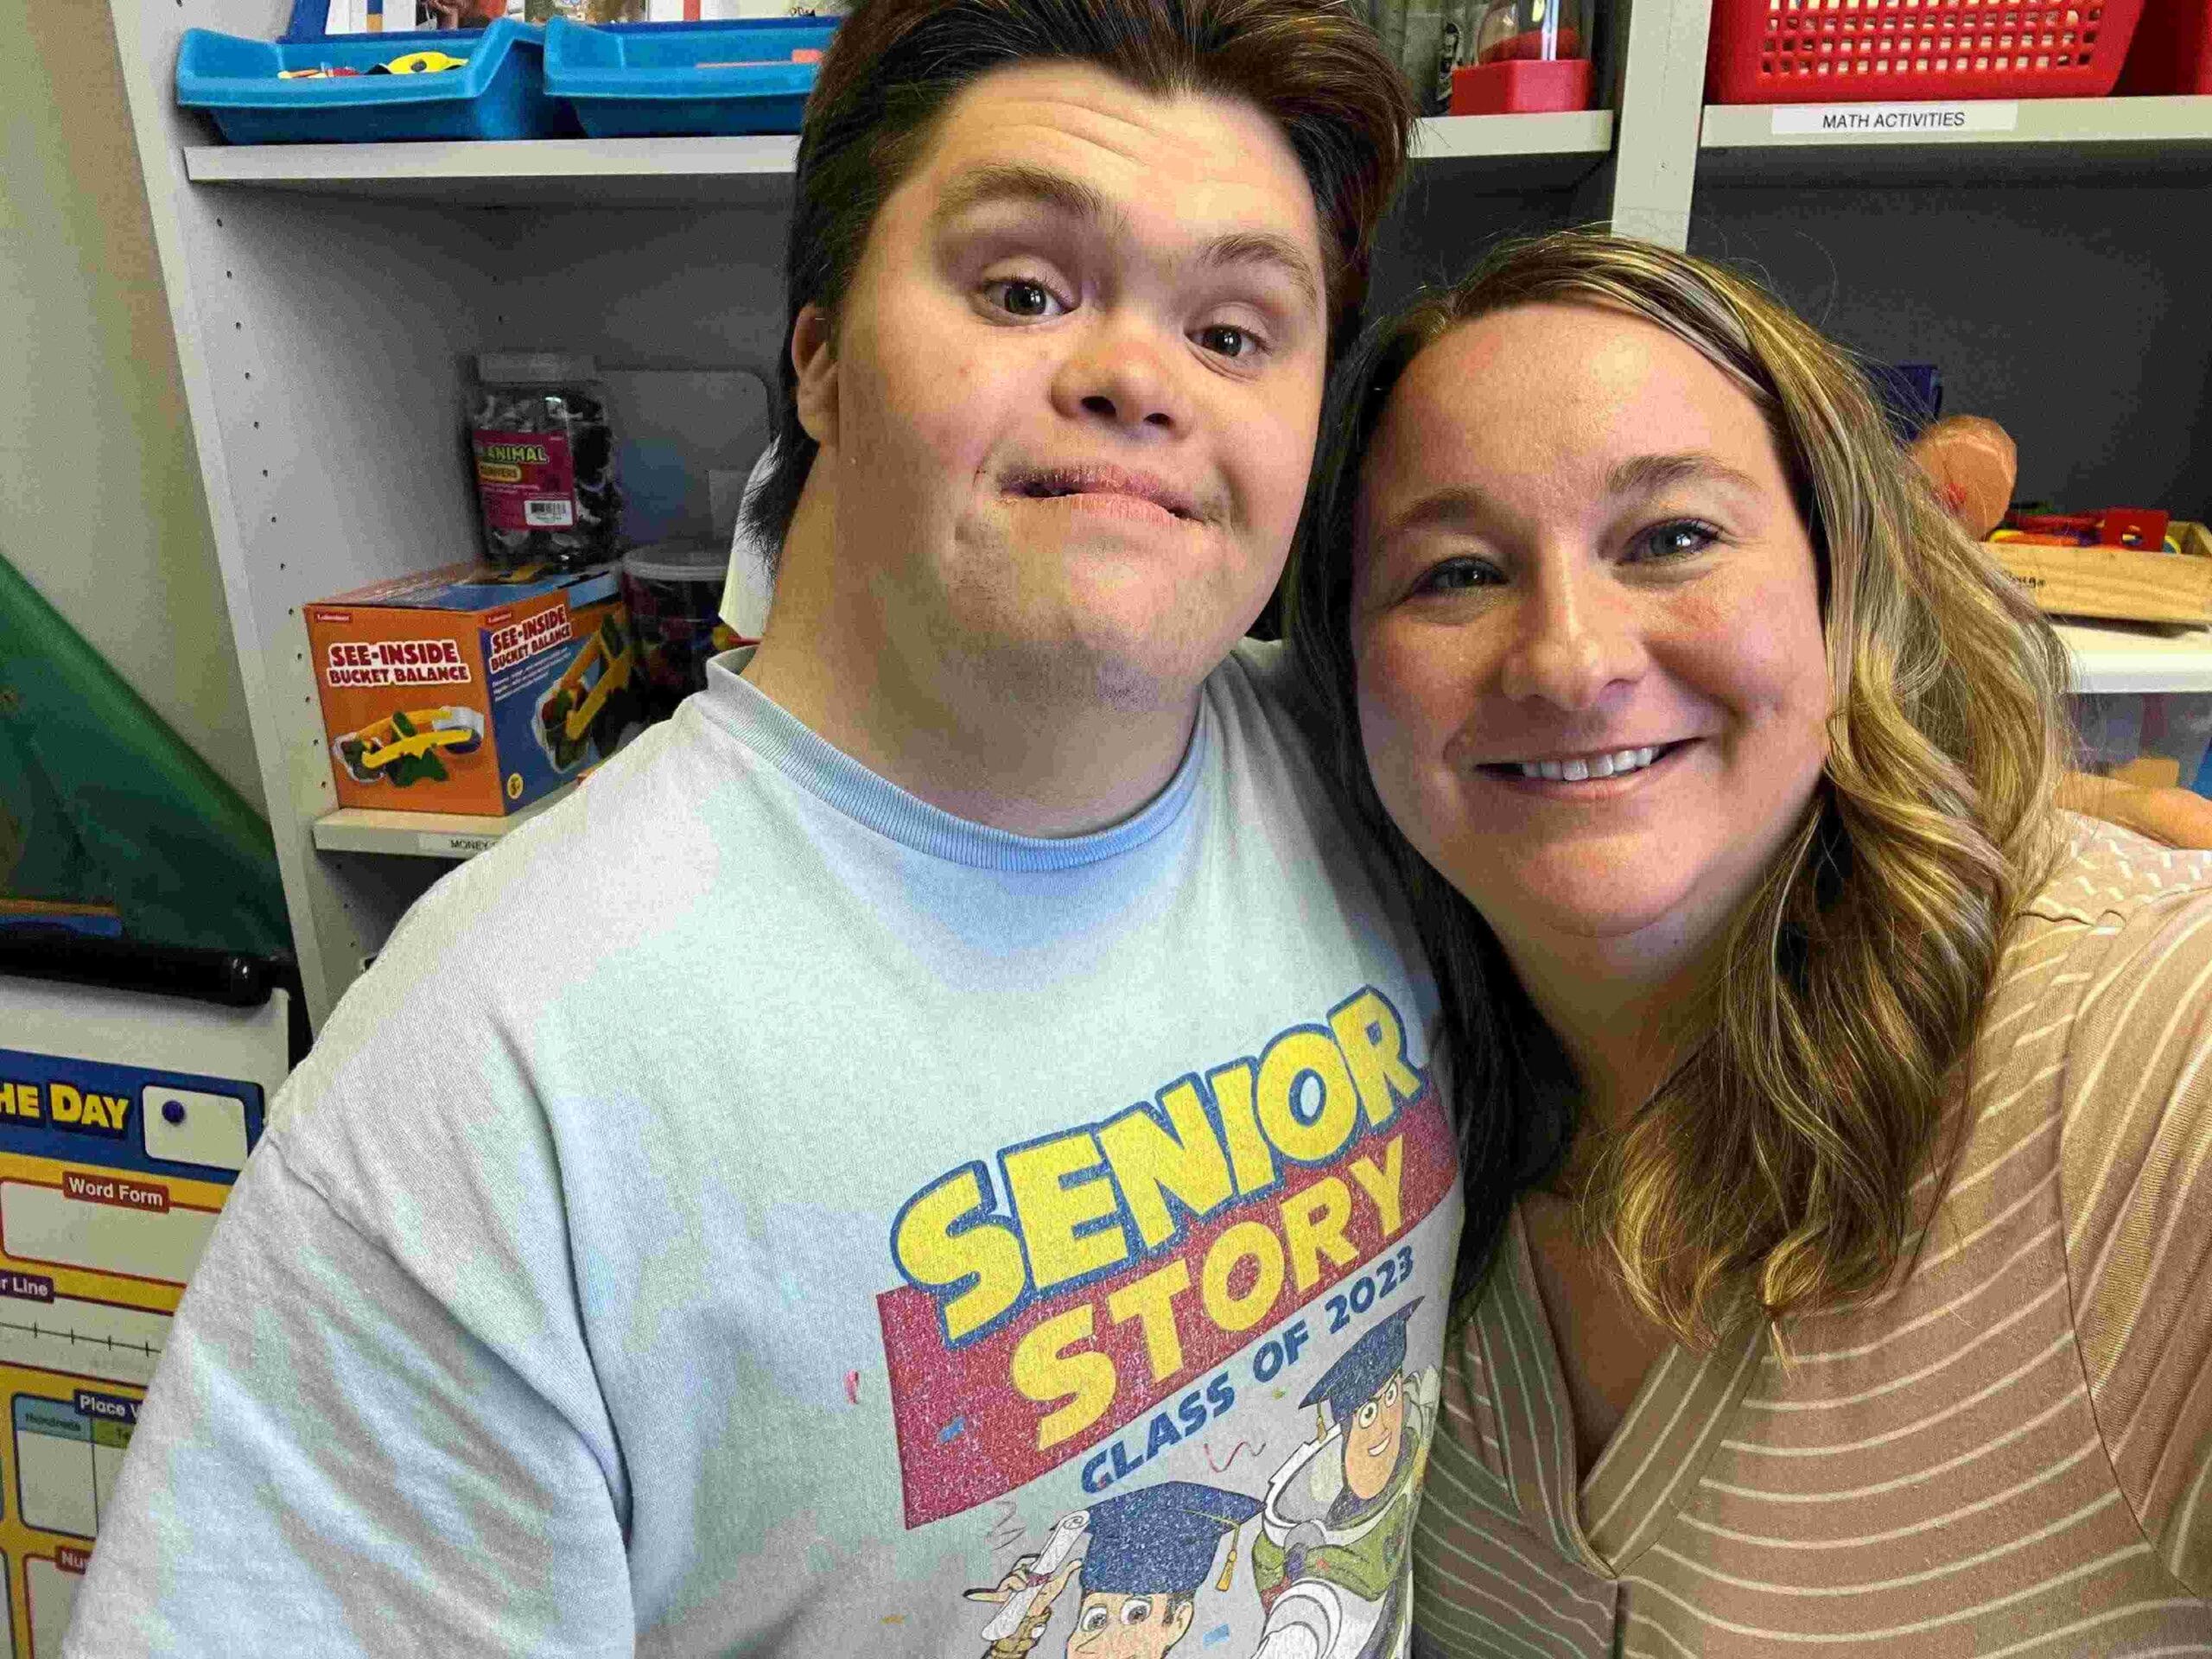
[{"left": 745, "top": 0, "right": 1415, "bottom": 553}]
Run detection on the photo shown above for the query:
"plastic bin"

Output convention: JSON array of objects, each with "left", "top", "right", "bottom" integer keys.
[
  {"left": 543, "top": 16, "right": 837, "bottom": 137},
  {"left": 1707, "top": 0, "right": 2146, "bottom": 105},
  {"left": 175, "top": 18, "right": 570, "bottom": 144},
  {"left": 621, "top": 539, "right": 729, "bottom": 723},
  {"left": 2116, "top": 0, "right": 2212, "bottom": 93},
  {"left": 2073, "top": 692, "right": 2212, "bottom": 797}
]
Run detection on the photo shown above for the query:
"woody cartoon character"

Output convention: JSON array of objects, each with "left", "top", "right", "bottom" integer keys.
[
  {"left": 1250, "top": 1301, "right": 1437, "bottom": 1659},
  {"left": 969, "top": 1480, "right": 1264, "bottom": 1659}
]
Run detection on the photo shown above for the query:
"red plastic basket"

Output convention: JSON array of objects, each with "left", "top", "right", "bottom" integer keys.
[
  {"left": 1707, "top": 0, "right": 2147, "bottom": 105},
  {"left": 2115, "top": 0, "right": 2212, "bottom": 92}
]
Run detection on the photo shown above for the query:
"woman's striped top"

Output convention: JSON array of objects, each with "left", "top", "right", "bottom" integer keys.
[{"left": 1411, "top": 817, "right": 2212, "bottom": 1657}]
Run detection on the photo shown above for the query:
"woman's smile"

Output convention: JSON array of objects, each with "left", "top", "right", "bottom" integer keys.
[{"left": 1465, "top": 736, "right": 1696, "bottom": 792}]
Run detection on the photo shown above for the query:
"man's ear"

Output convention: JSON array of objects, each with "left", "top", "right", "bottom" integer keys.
[{"left": 791, "top": 303, "right": 838, "bottom": 450}]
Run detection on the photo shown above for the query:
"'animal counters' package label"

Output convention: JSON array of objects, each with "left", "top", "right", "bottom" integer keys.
[
  {"left": 472, "top": 429, "right": 579, "bottom": 531},
  {"left": 879, "top": 988, "right": 1460, "bottom": 1659}
]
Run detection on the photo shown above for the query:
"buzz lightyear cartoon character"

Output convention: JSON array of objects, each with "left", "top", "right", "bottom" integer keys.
[
  {"left": 1249, "top": 1300, "right": 1437, "bottom": 1659},
  {"left": 968, "top": 1481, "right": 1264, "bottom": 1659}
]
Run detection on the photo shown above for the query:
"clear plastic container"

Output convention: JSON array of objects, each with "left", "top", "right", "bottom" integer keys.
[
  {"left": 1450, "top": 0, "right": 1594, "bottom": 113},
  {"left": 620, "top": 538, "right": 731, "bottom": 723},
  {"left": 468, "top": 352, "right": 620, "bottom": 571}
]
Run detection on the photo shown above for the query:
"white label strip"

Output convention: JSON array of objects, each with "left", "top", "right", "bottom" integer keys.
[
  {"left": 1771, "top": 101, "right": 2019, "bottom": 137},
  {"left": 0, "top": 1294, "right": 169, "bottom": 1388},
  {"left": 418, "top": 831, "right": 500, "bottom": 859},
  {"left": 0, "top": 1183, "right": 217, "bottom": 1287}
]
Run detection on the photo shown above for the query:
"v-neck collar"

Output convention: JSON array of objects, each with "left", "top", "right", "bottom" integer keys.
[{"left": 1468, "top": 1203, "right": 1766, "bottom": 1579}]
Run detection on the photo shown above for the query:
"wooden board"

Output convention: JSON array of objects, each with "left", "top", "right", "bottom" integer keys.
[{"left": 1987, "top": 521, "right": 2212, "bottom": 626}]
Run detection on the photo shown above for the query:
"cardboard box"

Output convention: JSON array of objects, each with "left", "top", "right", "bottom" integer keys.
[
  {"left": 1986, "top": 520, "right": 2212, "bottom": 626},
  {"left": 304, "top": 563, "right": 639, "bottom": 816}
]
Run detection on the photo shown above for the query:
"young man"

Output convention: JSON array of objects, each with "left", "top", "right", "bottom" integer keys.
[{"left": 66, "top": 2, "right": 1458, "bottom": 1654}]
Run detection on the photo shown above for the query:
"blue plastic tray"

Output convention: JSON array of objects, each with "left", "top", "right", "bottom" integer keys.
[
  {"left": 543, "top": 16, "right": 836, "bottom": 138},
  {"left": 175, "top": 18, "right": 573, "bottom": 143}
]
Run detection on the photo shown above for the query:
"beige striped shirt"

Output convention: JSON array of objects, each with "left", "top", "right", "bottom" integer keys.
[{"left": 1413, "top": 817, "right": 2212, "bottom": 1657}]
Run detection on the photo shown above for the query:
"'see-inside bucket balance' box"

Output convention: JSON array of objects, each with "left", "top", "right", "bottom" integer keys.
[{"left": 304, "top": 562, "right": 642, "bottom": 817}]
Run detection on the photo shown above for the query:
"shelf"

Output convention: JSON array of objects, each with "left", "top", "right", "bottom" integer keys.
[
  {"left": 1416, "top": 110, "right": 1614, "bottom": 158},
  {"left": 311, "top": 778, "right": 578, "bottom": 860},
  {"left": 2059, "top": 618, "right": 2212, "bottom": 696},
  {"left": 181, "top": 111, "right": 1616, "bottom": 206},
  {"left": 1698, "top": 94, "right": 2212, "bottom": 184},
  {"left": 184, "top": 135, "right": 802, "bottom": 207}
]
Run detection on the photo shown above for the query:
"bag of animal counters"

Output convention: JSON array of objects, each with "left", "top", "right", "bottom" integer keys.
[{"left": 304, "top": 563, "right": 643, "bottom": 817}]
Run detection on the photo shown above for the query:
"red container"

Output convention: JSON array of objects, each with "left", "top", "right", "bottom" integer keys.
[
  {"left": 1451, "top": 56, "right": 1595, "bottom": 113},
  {"left": 1707, "top": 0, "right": 2146, "bottom": 105},
  {"left": 2115, "top": 0, "right": 2212, "bottom": 92}
]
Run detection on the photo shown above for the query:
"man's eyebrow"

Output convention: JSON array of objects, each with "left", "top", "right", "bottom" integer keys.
[
  {"left": 1196, "top": 230, "right": 1322, "bottom": 316},
  {"left": 1605, "top": 452, "right": 1764, "bottom": 499},
  {"left": 931, "top": 162, "right": 1115, "bottom": 232},
  {"left": 931, "top": 162, "right": 1322, "bottom": 315}
]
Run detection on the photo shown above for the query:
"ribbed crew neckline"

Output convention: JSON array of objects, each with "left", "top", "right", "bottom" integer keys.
[{"left": 691, "top": 650, "right": 1211, "bottom": 872}]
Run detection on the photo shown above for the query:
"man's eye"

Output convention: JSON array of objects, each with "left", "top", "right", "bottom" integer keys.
[
  {"left": 1357, "top": 1400, "right": 1380, "bottom": 1427},
  {"left": 1198, "top": 323, "right": 1260, "bottom": 359},
  {"left": 1077, "top": 1607, "right": 1109, "bottom": 1633},
  {"left": 1630, "top": 519, "right": 1720, "bottom": 563},
  {"left": 1121, "top": 1601, "right": 1151, "bottom": 1625},
  {"left": 986, "top": 278, "right": 1067, "bottom": 320}
]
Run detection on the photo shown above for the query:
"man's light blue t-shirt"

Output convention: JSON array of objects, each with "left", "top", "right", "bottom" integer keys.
[{"left": 67, "top": 641, "right": 1459, "bottom": 1657}]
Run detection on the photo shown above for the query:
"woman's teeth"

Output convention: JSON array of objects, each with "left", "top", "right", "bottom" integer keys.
[{"left": 1516, "top": 747, "right": 1659, "bottom": 782}]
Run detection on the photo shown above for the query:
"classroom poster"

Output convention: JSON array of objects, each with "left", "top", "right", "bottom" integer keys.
[{"left": 0, "top": 977, "right": 288, "bottom": 1657}]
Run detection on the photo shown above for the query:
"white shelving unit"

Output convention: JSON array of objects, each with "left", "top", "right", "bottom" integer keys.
[
  {"left": 102, "top": 0, "right": 2212, "bottom": 1026},
  {"left": 2061, "top": 620, "right": 2212, "bottom": 696}
]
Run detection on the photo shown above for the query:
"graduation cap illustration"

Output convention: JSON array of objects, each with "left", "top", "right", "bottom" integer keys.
[
  {"left": 1080, "top": 1480, "right": 1264, "bottom": 1599},
  {"left": 1300, "top": 1298, "right": 1425, "bottom": 1430}
]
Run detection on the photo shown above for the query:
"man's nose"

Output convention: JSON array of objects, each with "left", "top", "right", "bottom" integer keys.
[{"left": 1050, "top": 321, "right": 1190, "bottom": 435}]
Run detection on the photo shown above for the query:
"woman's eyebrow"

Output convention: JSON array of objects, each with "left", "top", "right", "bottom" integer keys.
[
  {"left": 1373, "top": 486, "right": 1496, "bottom": 544},
  {"left": 1607, "top": 452, "right": 1764, "bottom": 499}
]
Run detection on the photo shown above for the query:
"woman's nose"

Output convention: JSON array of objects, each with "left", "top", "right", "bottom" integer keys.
[{"left": 1497, "top": 566, "right": 1649, "bottom": 709}]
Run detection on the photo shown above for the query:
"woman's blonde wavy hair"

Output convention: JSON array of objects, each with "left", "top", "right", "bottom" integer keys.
[{"left": 1284, "top": 231, "right": 2072, "bottom": 1344}]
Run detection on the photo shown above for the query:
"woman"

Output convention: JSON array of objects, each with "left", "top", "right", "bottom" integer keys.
[{"left": 1285, "top": 232, "right": 2212, "bottom": 1656}]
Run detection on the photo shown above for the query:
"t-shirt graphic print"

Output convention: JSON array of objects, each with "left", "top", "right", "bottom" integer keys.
[{"left": 880, "top": 987, "right": 1460, "bottom": 1659}]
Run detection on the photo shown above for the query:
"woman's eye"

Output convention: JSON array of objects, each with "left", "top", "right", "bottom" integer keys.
[
  {"left": 1630, "top": 519, "right": 1720, "bottom": 563},
  {"left": 1411, "top": 557, "right": 1497, "bottom": 596},
  {"left": 986, "top": 278, "right": 1067, "bottom": 320},
  {"left": 1197, "top": 323, "right": 1261, "bottom": 360}
]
